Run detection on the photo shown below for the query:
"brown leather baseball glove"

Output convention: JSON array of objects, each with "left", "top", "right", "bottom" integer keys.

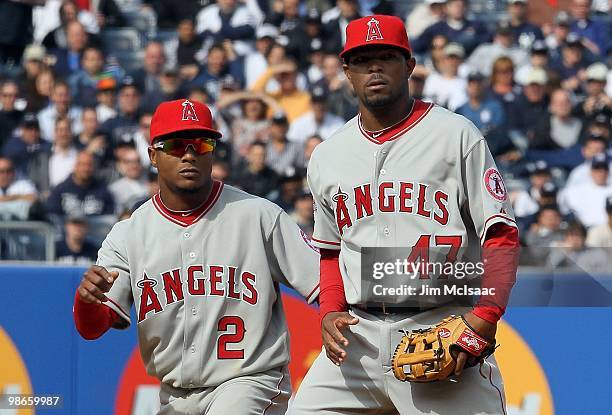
[{"left": 391, "top": 315, "right": 496, "bottom": 382}]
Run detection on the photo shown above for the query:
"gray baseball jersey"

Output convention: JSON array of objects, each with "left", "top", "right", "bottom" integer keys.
[
  {"left": 307, "top": 100, "right": 517, "bottom": 305},
  {"left": 98, "top": 181, "right": 320, "bottom": 389}
]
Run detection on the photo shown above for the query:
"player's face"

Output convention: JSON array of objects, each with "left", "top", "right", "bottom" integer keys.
[
  {"left": 344, "top": 47, "right": 415, "bottom": 110},
  {"left": 149, "top": 136, "right": 215, "bottom": 195}
]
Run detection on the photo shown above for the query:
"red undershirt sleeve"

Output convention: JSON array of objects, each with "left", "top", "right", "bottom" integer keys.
[
  {"left": 472, "top": 223, "right": 520, "bottom": 324},
  {"left": 318, "top": 248, "right": 348, "bottom": 324},
  {"left": 73, "top": 292, "right": 120, "bottom": 340}
]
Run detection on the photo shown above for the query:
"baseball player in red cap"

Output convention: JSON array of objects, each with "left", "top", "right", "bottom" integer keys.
[
  {"left": 73, "top": 99, "right": 320, "bottom": 414},
  {"left": 290, "top": 15, "right": 519, "bottom": 414}
]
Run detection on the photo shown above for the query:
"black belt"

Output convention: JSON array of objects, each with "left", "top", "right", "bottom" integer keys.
[{"left": 352, "top": 304, "right": 428, "bottom": 315}]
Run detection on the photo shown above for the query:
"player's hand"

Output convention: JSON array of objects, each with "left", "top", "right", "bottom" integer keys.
[
  {"left": 321, "top": 311, "right": 359, "bottom": 366},
  {"left": 453, "top": 311, "right": 496, "bottom": 377},
  {"left": 77, "top": 265, "right": 119, "bottom": 304}
]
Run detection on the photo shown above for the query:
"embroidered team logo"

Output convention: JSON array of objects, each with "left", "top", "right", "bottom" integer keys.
[
  {"left": 484, "top": 168, "right": 507, "bottom": 201},
  {"left": 366, "top": 18, "right": 384, "bottom": 42},
  {"left": 437, "top": 328, "right": 451, "bottom": 338},
  {"left": 181, "top": 100, "right": 199, "bottom": 121}
]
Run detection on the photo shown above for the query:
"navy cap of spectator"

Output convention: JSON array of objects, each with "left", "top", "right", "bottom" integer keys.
[
  {"left": 467, "top": 71, "right": 485, "bottom": 82},
  {"left": 305, "top": 8, "right": 321, "bottom": 24},
  {"left": 564, "top": 33, "right": 582, "bottom": 47},
  {"left": 220, "top": 74, "right": 240, "bottom": 91},
  {"left": 554, "top": 11, "right": 572, "bottom": 27},
  {"left": 528, "top": 160, "right": 551, "bottom": 176},
  {"left": 66, "top": 214, "right": 88, "bottom": 226},
  {"left": 606, "top": 196, "right": 612, "bottom": 213},
  {"left": 530, "top": 40, "right": 548, "bottom": 55},
  {"left": 591, "top": 153, "right": 609, "bottom": 170},
  {"left": 496, "top": 19, "right": 513, "bottom": 36},
  {"left": 272, "top": 112, "right": 289, "bottom": 125},
  {"left": 309, "top": 38, "right": 323, "bottom": 54},
  {"left": 119, "top": 76, "right": 140, "bottom": 93},
  {"left": 593, "top": 111, "right": 610, "bottom": 127},
  {"left": 311, "top": 86, "right": 327, "bottom": 102},
  {"left": 540, "top": 181, "right": 558, "bottom": 197},
  {"left": 21, "top": 113, "right": 40, "bottom": 129}
]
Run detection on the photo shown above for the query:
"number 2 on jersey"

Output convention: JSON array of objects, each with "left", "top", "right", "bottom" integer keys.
[{"left": 217, "top": 316, "right": 245, "bottom": 359}]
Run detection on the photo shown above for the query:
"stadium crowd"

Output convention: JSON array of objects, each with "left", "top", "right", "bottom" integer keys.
[{"left": 0, "top": 0, "right": 610, "bottom": 271}]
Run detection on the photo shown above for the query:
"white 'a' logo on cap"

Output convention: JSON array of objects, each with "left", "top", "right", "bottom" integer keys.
[
  {"left": 366, "top": 17, "right": 384, "bottom": 42},
  {"left": 181, "top": 100, "right": 199, "bottom": 121}
]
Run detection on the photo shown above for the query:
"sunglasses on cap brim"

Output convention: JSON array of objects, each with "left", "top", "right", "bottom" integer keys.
[{"left": 152, "top": 137, "right": 216, "bottom": 156}]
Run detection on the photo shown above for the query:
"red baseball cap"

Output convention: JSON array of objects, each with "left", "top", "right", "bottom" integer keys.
[
  {"left": 340, "top": 15, "right": 411, "bottom": 59},
  {"left": 150, "top": 99, "right": 222, "bottom": 143}
]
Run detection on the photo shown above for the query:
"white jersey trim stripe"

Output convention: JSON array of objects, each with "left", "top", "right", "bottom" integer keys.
[
  {"left": 105, "top": 297, "right": 131, "bottom": 324},
  {"left": 305, "top": 283, "right": 320, "bottom": 303}
]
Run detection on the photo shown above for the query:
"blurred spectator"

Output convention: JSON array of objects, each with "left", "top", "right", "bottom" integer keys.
[
  {"left": 506, "top": 0, "right": 543, "bottom": 50},
  {"left": 321, "top": 0, "right": 361, "bottom": 54},
  {"left": 68, "top": 46, "right": 105, "bottom": 107},
  {"left": 217, "top": 91, "right": 275, "bottom": 158},
  {"left": 412, "top": 0, "right": 489, "bottom": 56},
  {"left": 456, "top": 72, "right": 505, "bottom": 134},
  {"left": 196, "top": 0, "right": 258, "bottom": 57},
  {"left": 511, "top": 68, "right": 549, "bottom": 136},
  {"left": 0, "top": 0, "right": 43, "bottom": 66},
  {"left": 525, "top": 204, "right": 564, "bottom": 264},
  {"left": 55, "top": 215, "right": 98, "bottom": 264},
  {"left": 515, "top": 40, "right": 551, "bottom": 87},
  {"left": 530, "top": 88, "right": 584, "bottom": 151},
  {"left": 230, "top": 140, "right": 279, "bottom": 197},
  {"left": 565, "top": 134, "right": 609, "bottom": 188},
  {"left": 49, "top": 21, "right": 94, "bottom": 78},
  {"left": 46, "top": 150, "right": 114, "bottom": 217},
  {"left": 575, "top": 63, "right": 610, "bottom": 119},
  {"left": 252, "top": 58, "right": 311, "bottom": 122},
  {"left": 188, "top": 43, "right": 245, "bottom": 103},
  {"left": 211, "top": 159, "right": 230, "bottom": 181},
  {"left": 584, "top": 111, "right": 610, "bottom": 141},
  {"left": 568, "top": 0, "right": 608, "bottom": 56},
  {"left": 130, "top": 41, "right": 166, "bottom": 96},
  {"left": 42, "top": 0, "right": 95, "bottom": 49},
  {"left": 109, "top": 147, "right": 148, "bottom": 212},
  {"left": 512, "top": 161, "right": 556, "bottom": 219},
  {"left": 269, "top": 172, "right": 303, "bottom": 212},
  {"left": 550, "top": 33, "right": 593, "bottom": 94},
  {"left": 466, "top": 20, "right": 528, "bottom": 78},
  {"left": 0, "top": 157, "right": 38, "bottom": 220},
  {"left": 78, "top": 0, "right": 126, "bottom": 32},
  {"left": 313, "top": 53, "right": 357, "bottom": 120},
  {"left": 545, "top": 11, "right": 572, "bottom": 60},
  {"left": 290, "top": 190, "right": 314, "bottom": 236},
  {"left": 146, "top": 0, "right": 205, "bottom": 29},
  {"left": 288, "top": 86, "right": 344, "bottom": 143},
  {"left": 300, "top": 10, "right": 326, "bottom": 72},
  {"left": 49, "top": 116, "right": 78, "bottom": 187},
  {"left": 100, "top": 77, "right": 140, "bottom": 145},
  {"left": 27, "top": 68, "right": 55, "bottom": 114},
  {"left": 548, "top": 220, "right": 609, "bottom": 273},
  {"left": 265, "top": 112, "right": 302, "bottom": 175},
  {"left": 75, "top": 107, "right": 109, "bottom": 162},
  {"left": 0, "top": 80, "right": 24, "bottom": 147},
  {"left": 245, "top": 24, "right": 279, "bottom": 89},
  {"left": 174, "top": 19, "right": 204, "bottom": 80},
  {"left": 423, "top": 43, "right": 467, "bottom": 111},
  {"left": 296, "top": 134, "right": 322, "bottom": 175},
  {"left": 132, "top": 112, "right": 152, "bottom": 168},
  {"left": 559, "top": 153, "right": 612, "bottom": 227},
  {"left": 267, "top": 0, "right": 309, "bottom": 64},
  {"left": 2, "top": 113, "right": 51, "bottom": 192},
  {"left": 405, "top": 0, "right": 446, "bottom": 40},
  {"left": 586, "top": 195, "right": 612, "bottom": 247},
  {"left": 17, "top": 44, "right": 47, "bottom": 106},
  {"left": 305, "top": 38, "right": 325, "bottom": 85},
  {"left": 38, "top": 80, "right": 83, "bottom": 141},
  {"left": 95, "top": 76, "right": 117, "bottom": 123},
  {"left": 142, "top": 64, "right": 182, "bottom": 112},
  {"left": 488, "top": 56, "right": 520, "bottom": 116},
  {"left": 408, "top": 66, "right": 427, "bottom": 101}
]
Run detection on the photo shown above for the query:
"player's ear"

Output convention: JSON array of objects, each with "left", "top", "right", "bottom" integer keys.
[
  {"left": 405, "top": 55, "right": 416, "bottom": 78},
  {"left": 149, "top": 145, "right": 157, "bottom": 168},
  {"left": 342, "top": 62, "right": 352, "bottom": 83}
]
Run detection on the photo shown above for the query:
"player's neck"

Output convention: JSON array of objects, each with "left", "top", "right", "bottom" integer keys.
[
  {"left": 359, "top": 97, "right": 414, "bottom": 132},
  {"left": 159, "top": 180, "right": 214, "bottom": 211}
]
